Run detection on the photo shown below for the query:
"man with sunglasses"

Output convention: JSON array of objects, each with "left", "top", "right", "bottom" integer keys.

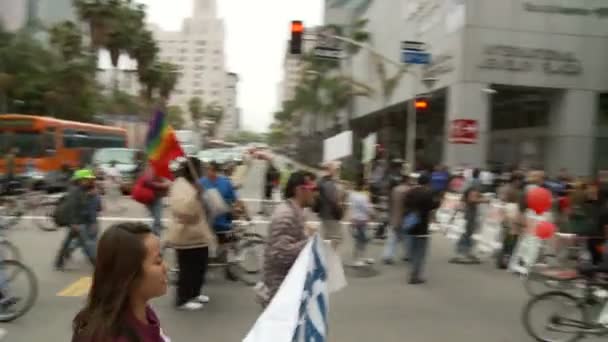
[{"left": 258, "top": 171, "right": 317, "bottom": 307}]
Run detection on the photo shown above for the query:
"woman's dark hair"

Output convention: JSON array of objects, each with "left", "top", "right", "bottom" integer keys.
[
  {"left": 72, "top": 222, "right": 153, "bottom": 342},
  {"left": 177, "top": 157, "right": 203, "bottom": 184}
]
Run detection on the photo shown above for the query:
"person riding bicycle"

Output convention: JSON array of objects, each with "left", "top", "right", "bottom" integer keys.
[{"left": 199, "top": 161, "right": 239, "bottom": 280}]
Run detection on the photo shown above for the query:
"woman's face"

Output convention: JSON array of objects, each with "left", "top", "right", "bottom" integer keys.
[{"left": 133, "top": 234, "right": 167, "bottom": 301}]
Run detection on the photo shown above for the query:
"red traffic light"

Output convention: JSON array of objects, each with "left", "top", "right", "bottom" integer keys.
[
  {"left": 291, "top": 20, "right": 304, "bottom": 33},
  {"left": 415, "top": 100, "right": 428, "bottom": 110}
]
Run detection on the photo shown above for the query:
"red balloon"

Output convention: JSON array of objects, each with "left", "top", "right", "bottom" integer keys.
[
  {"left": 527, "top": 187, "right": 552, "bottom": 215},
  {"left": 536, "top": 221, "right": 556, "bottom": 240}
]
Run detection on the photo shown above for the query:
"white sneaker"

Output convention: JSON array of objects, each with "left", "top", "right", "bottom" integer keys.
[
  {"left": 353, "top": 260, "right": 366, "bottom": 267},
  {"left": 178, "top": 301, "right": 204, "bottom": 311},
  {"left": 0, "top": 328, "right": 7, "bottom": 340},
  {"left": 363, "top": 258, "right": 375, "bottom": 265},
  {"left": 196, "top": 294, "right": 210, "bottom": 303}
]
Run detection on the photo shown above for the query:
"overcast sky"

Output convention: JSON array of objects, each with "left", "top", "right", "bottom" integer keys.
[{"left": 139, "top": 0, "right": 324, "bottom": 132}]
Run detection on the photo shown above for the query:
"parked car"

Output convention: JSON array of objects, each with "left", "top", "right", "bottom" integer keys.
[{"left": 92, "top": 148, "right": 143, "bottom": 195}]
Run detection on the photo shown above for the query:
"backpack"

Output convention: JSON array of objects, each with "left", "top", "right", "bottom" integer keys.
[
  {"left": 131, "top": 176, "right": 156, "bottom": 205},
  {"left": 52, "top": 194, "right": 72, "bottom": 227}
]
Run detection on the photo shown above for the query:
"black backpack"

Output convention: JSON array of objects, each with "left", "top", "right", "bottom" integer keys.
[{"left": 52, "top": 194, "right": 72, "bottom": 227}]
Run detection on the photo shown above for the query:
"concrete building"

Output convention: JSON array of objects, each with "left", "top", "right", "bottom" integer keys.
[
  {"left": 324, "top": 0, "right": 608, "bottom": 176},
  {"left": 150, "top": 0, "right": 228, "bottom": 131},
  {"left": 217, "top": 72, "right": 240, "bottom": 138},
  {"left": 0, "top": 0, "right": 74, "bottom": 31}
]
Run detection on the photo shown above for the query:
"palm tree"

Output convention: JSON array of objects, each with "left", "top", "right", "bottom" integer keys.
[
  {"left": 48, "top": 21, "right": 83, "bottom": 61},
  {"left": 157, "top": 62, "right": 180, "bottom": 101},
  {"left": 105, "top": 1, "right": 146, "bottom": 89},
  {"left": 202, "top": 102, "right": 224, "bottom": 137},
  {"left": 188, "top": 96, "right": 204, "bottom": 129},
  {"left": 72, "top": 0, "right": 113, "bottom": 51}
]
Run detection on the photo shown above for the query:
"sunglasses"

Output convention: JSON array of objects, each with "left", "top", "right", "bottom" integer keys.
[{"left": 300, "top": 182, "right": 317, "bottom": 191}]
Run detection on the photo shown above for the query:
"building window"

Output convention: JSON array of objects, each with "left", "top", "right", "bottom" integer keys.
[
  {"left": 213, "top": 66, "right": 220, "bottom": 70},
  {"left": 194, "top": 57, "right": 203, "bottom": 62},
  {"left": 179, "top": 48, "right": 188, "bottom": 53},
  {"left": 193, "top": 89, "right": 204, "bottom": 95},
  {"left": 196, "top": 48, "right": 205, "bottom": 54},
  {"left": 178, "top": 56, "right": 187, "bottom": 62},
  {"left": 196, "top": 40, "right": 206, "bottom": 46},
  {"left": 212, "top": 91, "right": 219, "bottom": 96},
  {"left": 214, "top": 49, "right": 221, "bottom": 54},
  {"left": 193, "top": 81, "right": 201, "bottom": 87},
  {"left": 194, "top": 65, "right": 205, "bottom": 71}
]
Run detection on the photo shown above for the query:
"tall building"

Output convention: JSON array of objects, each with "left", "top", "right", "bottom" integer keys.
[
  {"left": 150, "top": 0, "right": 228, "bottom": 132},
  {"left": 324, "top": 0, "right": 608, "bottom": 175},
  {"left": 217, "top": 72, "right": 240, "bottom": 138},
  {"left": 0, "top": 0, "right": 74, "bottom": 31}
]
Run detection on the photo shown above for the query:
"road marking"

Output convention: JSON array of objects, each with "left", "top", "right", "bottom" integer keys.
[{"left": 57, "top": 276, "right": 92, "bottom": 297}]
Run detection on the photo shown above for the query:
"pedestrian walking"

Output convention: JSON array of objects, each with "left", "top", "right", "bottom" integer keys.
[
  {"left": 54, "top": 169, "right": 98, "bottom": 270},
  {"left": 317, "top": 162, "right": 345, "bottom": 249},
  {"left": 259, "top": 161, "right": 280, "bottom": 215},
  {"left": 403, "top": 174, "right": 438, "bottom": 284},
  {"left": 166, "top": 157, "right": 216, "bottom": 311},
  {"left": 142, "top": 167, "right": 171, "bottom": 236},
  {"left": 257, "top": 171, "right": 316, "bottom": 307},
  {"left": 450, "top": 168, "right": 486, "bottom": 264},
  {"left": 383, "top": 174, "right": 411, "bottom": 264},
  {"left": 349, "top": 179, "right": 374, "bottom": 266},
  {"left": 72, "top": 222, "right": 170, "bottom": 341}
]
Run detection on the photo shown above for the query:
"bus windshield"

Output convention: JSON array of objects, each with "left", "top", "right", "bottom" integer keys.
[{"left": 0, "top": 131, "right": 44, "bottom": 157}]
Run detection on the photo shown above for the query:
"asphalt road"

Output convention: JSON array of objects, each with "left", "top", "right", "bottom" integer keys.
[{"left": 2, "top": 159, "right": 602, "bottom": 341}]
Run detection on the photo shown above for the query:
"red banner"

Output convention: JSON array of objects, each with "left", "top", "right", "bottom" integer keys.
[{"left": 449, "top": 119, "right": 478, "bottom": 144}]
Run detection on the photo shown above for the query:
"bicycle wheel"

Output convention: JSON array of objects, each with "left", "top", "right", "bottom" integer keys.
[
  {"left": 0, "top": 240, "right": 21, "bottom": 264},
  {"left": 522, "top": 291, "right": 587, "bottom": 342},
  {"left": 233, "top": 238, "right": 265, "bottom": 286},
  {"left": 35, "top": 203, "right": 58, "bottom": 232},
  {"left": 524, "top": 270, "right": 575, "bottom": 297},
  {"left": 0, "top": 260, "right": 38, "bottom": 322}
]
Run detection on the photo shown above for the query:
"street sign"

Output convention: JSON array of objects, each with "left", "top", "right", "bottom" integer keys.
[
  {"left": 401, "top": 40, "right": 426, "bottom": 51},
  {"left": 449, "top": 119, "right": 478, "bottom": 144},
  {"left": 315, "top": 26, "right": 343, "bottom": 60},
  {"left": 401, "top": 40, "right": 430, "bottom": 64},
  {"left": 401, "top": 50, "right": 431, "bottom": 64}
]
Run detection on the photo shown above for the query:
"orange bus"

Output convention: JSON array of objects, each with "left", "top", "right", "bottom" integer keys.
[{"left": 0, "top": 114, "right": 127, "bottom": 182}]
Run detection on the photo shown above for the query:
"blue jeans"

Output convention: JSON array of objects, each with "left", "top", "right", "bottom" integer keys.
[
  {"left": 351, "top": 221, "right": 369, "bottom": 259},
  {"left": 456, "top": 216, "right": 477, "bottom": 256},
  {"left": 147, "top": 198, "right": 163, "bottom": 236},
  {"left": 382, "top": 227, "right": 410, "bottom": 261},
  {"left": 55, "top": 224, "right": 96, "bottom": 267},
  {"left": 409, "top": 236, "right": 429, "bottom": 281}
]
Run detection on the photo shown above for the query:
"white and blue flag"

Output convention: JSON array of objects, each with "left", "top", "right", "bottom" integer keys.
[{"left": 243, "top": 234, "right": 346, "bottom": 342}]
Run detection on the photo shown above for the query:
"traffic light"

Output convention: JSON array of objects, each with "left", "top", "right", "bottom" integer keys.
[
  {"left": 414, "top": 99, "right": 429, "bottom": 111},
  {"left": 290, "top": 20, "right": 304, "bottom": 54}
]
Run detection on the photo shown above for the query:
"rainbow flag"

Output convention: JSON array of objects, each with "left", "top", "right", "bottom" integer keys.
[{"left": 145, "top": 110, "right": 184, "bottom": 178}]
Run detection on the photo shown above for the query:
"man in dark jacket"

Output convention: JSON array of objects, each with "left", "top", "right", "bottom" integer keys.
[
  {"left": 404, "top": 173, "right": 438, "bottom": 284},
  {"left": 317, "top": 162, "right": 344, "bottom": 248},
  {"left": 54, "top": 169, "right": 98, "bottom": 270}
]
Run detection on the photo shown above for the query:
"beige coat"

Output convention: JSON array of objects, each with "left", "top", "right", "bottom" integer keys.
[{"left": 165, "top": 178, "right": 216, "bottom": 249}]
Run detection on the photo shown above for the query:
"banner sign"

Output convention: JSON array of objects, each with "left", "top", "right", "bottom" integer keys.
[{"left": 243, "top": 235, "right": 346, "bottom": 342}]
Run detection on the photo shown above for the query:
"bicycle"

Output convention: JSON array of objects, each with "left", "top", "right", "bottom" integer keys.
[
  {"left": 0, "top": 259, "right": 38, "bottom": 322},
  {"left": 524, "top": 234, "right": 594, "bottom": 297},
  {"left": 522, "top": 265, "right": 608, "bottom": 341},
  {"left": 167, "top": 220, "right": 266, "bottom": 287}
]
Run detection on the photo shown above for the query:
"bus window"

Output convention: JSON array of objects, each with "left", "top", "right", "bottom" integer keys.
[
  {"left": 43, "top": 128, "right": 56, "bottom": 155},
  {"left": 7, "top": 132, "right": 44, "bottom": 157}
]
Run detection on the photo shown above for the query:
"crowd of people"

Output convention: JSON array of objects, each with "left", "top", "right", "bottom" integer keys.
[{"left": 6, "top": 147, "right": 608, "bottom": 340}]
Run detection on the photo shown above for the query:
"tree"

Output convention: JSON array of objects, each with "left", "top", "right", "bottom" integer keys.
[
  {"left": 157, "top": 62, "right": 180, "bottom": 100},
  {"left": 225, "top": 130, "right": 265, "bottom": 144},
  {"left": 48, "top": 21, "right": 83, "bottom": 61},
  {"left": 188, "top": 96, "right": 203, "bottom": 128},
  {"left": 72, "top": 0, "right": 113, "bottom": 51},
  {"left": 167, "top": 105, "right": 185, "bottom": 129}
]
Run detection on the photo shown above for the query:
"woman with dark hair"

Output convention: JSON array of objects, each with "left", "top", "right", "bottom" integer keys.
[
  {"left": 72, "top": 222, "right": 169, "bottom": 341},
  {"left": 166, "top": 157, "right": 216, "bottom": 311}
]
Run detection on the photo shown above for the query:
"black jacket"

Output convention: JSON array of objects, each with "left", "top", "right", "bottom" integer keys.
[{"left": 404, "top": 186, "right": 438, "bottom": 236}]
